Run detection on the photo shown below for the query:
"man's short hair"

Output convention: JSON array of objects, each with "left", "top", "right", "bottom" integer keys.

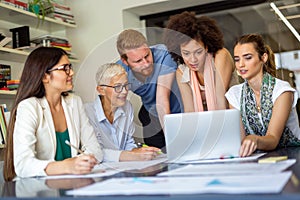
[{"left": 116, "top": 29, "right": 148, "bottom": 59}]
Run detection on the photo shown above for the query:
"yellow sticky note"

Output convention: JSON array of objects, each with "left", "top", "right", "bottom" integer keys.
[{"left": 258, "top": 156, "right": 288, "bottom": 163}]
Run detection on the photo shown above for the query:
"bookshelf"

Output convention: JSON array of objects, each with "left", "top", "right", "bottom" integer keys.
[
  {"left": 0, "top": 46, "right": 28, "bottom": 56},
  {"left": 0, "top": 2, "right": 79, "bottom": 62},
  {"left": 0, "top": 90, "right": 16, "bottom": 95},
  {"left": 0, "top": 1, "right": 79, "bottom": 131},
  {"left": 0, "top": 46, "right": 79, "bottom": 63},
  {"left": 0, "top": 2, "right": 77, "bottom": 31}
]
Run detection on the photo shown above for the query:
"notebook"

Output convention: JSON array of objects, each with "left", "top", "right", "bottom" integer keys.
[{"left": 164, "top": 109, "right": 241, "bottom": 163}]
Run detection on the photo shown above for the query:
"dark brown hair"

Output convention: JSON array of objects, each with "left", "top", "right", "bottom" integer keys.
[
  {"left": 164, "top": 11, "right": 224, "bottom": 64},
  {"left": 3, "top": 47, "right": 68, "bottom": 181},
  {"left": 234, "top": 34, "right": 276, "bottom": 77}
]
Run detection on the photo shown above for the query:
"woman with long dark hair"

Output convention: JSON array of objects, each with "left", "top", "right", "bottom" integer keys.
[{"left": 3, "top": 47, "right": 103, "bottom": 181}]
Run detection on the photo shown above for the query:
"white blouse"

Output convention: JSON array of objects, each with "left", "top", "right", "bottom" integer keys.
[{"left": 225, "top": 78, "right": 300, "bottom": 139}]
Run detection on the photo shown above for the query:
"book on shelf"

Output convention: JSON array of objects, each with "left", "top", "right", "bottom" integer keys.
[
  {"left": 53, "top": 13, "right": 74, "bottom": 20},
  {"left": 31, "top": 35, "right": 69, "bottom": 45},
  {"left": 2, "top": 0, "right": 77, "bottom": 25},
  {"left": 0, "top": 37, "right": 12, "bottom": 47},
  {"left": 51, "top": 2, "right": 71, "bottom": 11},
  {"left": 30, "top": 35, "right": 76, "bottom": 58},
  {"left": 51, "top": 2, "right": 76, "bottom": 25},
  {"left": 50, "top": 41, "right": 71, "bottom": 47},
  {"left": 9, "top": 26, "right": 30, "bottom": 49},
  {"left": 3, "top": 0, "right": 28, "bottom": 11},
  {"left": 0, "top": 105, "right": 8, "bottom": 146},
  {"left": 53, "top": 16, "right": 76, "bottom": 25},
  {"left": 53, "top": 6, "right": 73, "bottom": 16},
  {"left": 0, "top": 33, "right": 12, "bottom": 47},
  {"left": 51, "top": 45, "right": 71, "bottom": 52},
  {"left": 6, "top": 79, "right": 20, "bottom": 90},
  {"left": 0, "top": 121, "right": 5, "bottom": 146},
  {"left": 0, "top": 64, "right": 11, "bottom": 89}
]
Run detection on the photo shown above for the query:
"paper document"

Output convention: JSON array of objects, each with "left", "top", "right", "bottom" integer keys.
[
  {"left": 173, "top": 153, "right": 265, "bottom": 164},
  {"left": 39, "top": 168, "right": 119, "bottom": 180},
  {"left": 39, "top": 154, "right": 167, "bottom": 179},
  {"left": 97, "top": 153, "right": 168, "bottom": 171},
  {"left": 158, "top": 159, "right": 296, "bottom": 176},
  {"left": 66, "top": 171, "right": 292, "bottom": 196}
]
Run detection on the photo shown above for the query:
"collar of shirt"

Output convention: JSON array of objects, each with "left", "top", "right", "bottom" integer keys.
[{"left": 94, "top": 95, "right": 125, "bottom": 124}]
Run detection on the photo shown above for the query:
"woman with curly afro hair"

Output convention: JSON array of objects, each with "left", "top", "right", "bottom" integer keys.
[{"left": 164, "top": 11, "right": 237, "bottom": 112}]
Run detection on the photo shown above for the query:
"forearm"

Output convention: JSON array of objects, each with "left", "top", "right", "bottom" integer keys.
[
  {"left": 240, "top": 134, "right": 279, "bottom": 157},
  {"left": 156, "top": 72, "right": 175, "bottom": 130},
  {"left": 156, "top": 103, "right": 170, "bottom": 132},
  {"left": 256, "top": 134, "right": 280, "bottom": 150},
  {"left": 120, "top": 147, "right": 161, "bottom": 161},
  {"left": 45, "top": 160, "right": 70, "bottom": 175},
  {"left": 244, "top": 134, "right": 279, "bottom": 151},
  {"left": 120, "top": 151, "right": 136, "bottom": 161},
  {"left": 176, "top": 71, "right": 194, "bottom": 112},
  {"left": 255, "top": 92, "right": 293, "bottom": 151},
  {"left": 215, "top": 48, "right": 234, "bottom": 90},
  {"left": 46, "top": 155, "right": 97, "bottom": 175}
]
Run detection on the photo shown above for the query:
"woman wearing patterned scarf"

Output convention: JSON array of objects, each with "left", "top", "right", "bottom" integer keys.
[{"left": 225, "top": 34, "right": 300, "bottom": 157}]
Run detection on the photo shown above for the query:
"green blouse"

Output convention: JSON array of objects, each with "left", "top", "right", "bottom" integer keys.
[{"left": 55, "top": 129, "right": 71, "bottom": 161}]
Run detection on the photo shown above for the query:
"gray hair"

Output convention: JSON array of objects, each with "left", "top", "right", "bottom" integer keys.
[
  {"left": 116, "top": 29, "right": 148, "bottom": 58},
  {"left": 96, "top": 63, "right": 126, "bottom": 85}
]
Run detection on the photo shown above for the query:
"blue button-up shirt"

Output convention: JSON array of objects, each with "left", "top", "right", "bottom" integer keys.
[{"left": 85, "top": 96, "right": 137, "bottom": 161}]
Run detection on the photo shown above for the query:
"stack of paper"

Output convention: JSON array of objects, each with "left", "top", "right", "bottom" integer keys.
[
  {"left": 39, "top": 154, "right": 168, "bottom": 180},
  {"left": 158, "top": 159, "right": 296, "bottom": 176},
  {"left": 66, "top": 172, "right": 292, "bottom": 195},
  {"left": 66, "top": 157, "right": 295, "bottom": 196}
]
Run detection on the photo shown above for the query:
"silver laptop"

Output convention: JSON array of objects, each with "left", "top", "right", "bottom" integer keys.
[{"left": 164, "top": 109, "right": 241, "bottom": 163}]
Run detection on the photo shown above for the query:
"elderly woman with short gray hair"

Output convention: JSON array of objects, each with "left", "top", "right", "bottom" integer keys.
[{"left": 85, "top": 63, "right": 161, "bottom": 161}]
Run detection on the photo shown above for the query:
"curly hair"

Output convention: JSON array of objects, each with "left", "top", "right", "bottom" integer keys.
[{"left": 164, "top": 11, "right": 224, "bottom": 64}]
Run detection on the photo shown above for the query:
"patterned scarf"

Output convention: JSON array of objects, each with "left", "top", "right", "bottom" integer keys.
[{"left": 240, "top": 73, "right": 300, "bottom": 147}]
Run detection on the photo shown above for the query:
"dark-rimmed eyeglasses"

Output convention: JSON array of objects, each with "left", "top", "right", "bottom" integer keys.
[
  {"left": 99, "top": 83, "right": 131, "bottom": 93},
  {"left": 47, "top": 63, "right": 73, "bottom": 75}
]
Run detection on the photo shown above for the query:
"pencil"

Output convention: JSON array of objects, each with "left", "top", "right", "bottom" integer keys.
[{"left": 65, "top": 140, "right": 84, "bottom": 154}]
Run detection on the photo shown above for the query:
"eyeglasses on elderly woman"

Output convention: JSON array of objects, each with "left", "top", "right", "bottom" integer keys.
[{"left": 99, "top": 83, "right": 131, "bottom": 93}]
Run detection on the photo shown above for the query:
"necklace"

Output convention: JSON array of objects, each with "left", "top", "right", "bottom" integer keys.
[
  {"left": 256, "top": 103, "right": 261, "bottom": 113},
  {"left": 254, "top": 91, "right": 261, "bottom": 113}
]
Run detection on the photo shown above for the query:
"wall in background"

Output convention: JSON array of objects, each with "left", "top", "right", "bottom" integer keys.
[{"left": 67, "top": 0, "right": 165, "bottom": 142}]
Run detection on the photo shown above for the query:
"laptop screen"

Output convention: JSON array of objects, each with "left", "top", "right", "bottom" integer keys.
[{"left": 164, "top": 109, "right": 241, "bottom": 163}]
